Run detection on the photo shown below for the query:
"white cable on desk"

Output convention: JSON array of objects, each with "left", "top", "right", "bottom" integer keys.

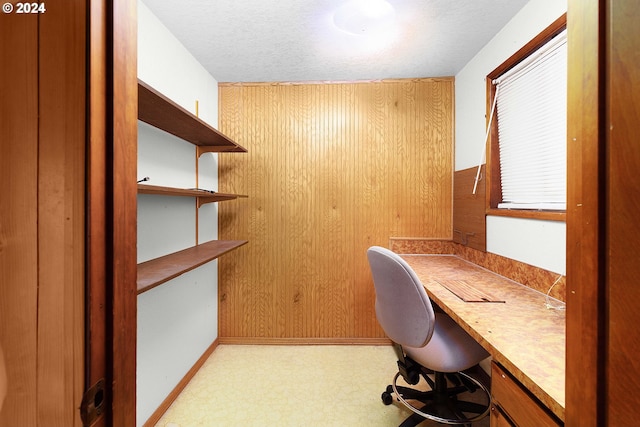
[{"left": 545, "top": 275, "right": 565, "bottom": 311}]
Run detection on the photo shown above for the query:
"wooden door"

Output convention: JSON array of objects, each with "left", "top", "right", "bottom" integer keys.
[
  {"left": 0, "top": 2, "right": 86, "bottom": 426},
  {"left": 0, "top": 8, "right": 39, "bottom": 426},
  {"left": 605, "top": 0, "right": 640, "bottom": 422}
]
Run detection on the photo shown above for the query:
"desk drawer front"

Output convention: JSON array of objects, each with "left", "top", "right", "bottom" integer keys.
[
  {"left": 491, "top": 362, "right": 562, "bottom": 427},
  {"left": 490, "top": 404, "right": 516, "bottom": 427}
]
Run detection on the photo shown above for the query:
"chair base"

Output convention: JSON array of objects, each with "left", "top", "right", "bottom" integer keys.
[{"left": 382, "top": 370, "right": 490, "bottom": 426}]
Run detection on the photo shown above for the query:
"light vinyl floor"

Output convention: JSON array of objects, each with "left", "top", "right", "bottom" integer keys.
[{"left": 155, "top": 345, "right": 489, "bottom": 427}]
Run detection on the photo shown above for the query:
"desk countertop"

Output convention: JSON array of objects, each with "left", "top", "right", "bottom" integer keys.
[{"left": 400, "top": 254, "right": 565, "bottom": 421}]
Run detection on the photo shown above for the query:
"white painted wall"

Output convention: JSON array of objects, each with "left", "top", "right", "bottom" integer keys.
[
  {"left": 137, "top": 2, "right": 220, "bottom": 425},
  {"left": 455, "top": 0, "right": 567, "bottom": 274}
]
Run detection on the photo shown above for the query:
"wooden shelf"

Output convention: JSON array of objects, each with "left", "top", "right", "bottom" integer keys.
[
  {"left": 136, "top": 82, "right": 248, "bottom": 295},
  {"left": 138, "top": 79, "right": 247, "bottom": 153},
  {"left": 137, "top": 240, "right": 248, "bottom": 294},
  {"left": 137, "top": 184, "right": 247, "bottom": 207}
]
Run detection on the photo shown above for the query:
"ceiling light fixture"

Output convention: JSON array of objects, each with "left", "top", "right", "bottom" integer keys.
[{"left": 333, "top": 0, "right": 396, "bottom": 36}]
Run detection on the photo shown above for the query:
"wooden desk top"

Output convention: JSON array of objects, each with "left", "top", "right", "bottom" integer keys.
[{"left": 400, "top": 254, "right": 566, "bottom": 421}]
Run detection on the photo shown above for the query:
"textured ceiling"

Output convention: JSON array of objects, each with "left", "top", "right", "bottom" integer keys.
[{"left": 143, "top": 0, "right": 529, "bottom": 83}]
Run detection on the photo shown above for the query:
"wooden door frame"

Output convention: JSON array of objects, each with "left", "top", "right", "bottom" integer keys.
[
  {"left": 86, "top": 0, "right": 137, "bottom": 425},
  {"left": 566, "top": 0, "right": 606, "bottom": 425},
  {"left": 86, "top": 1, "right": 108, "bottom": 425},
  {"left": 110, "top": 0, "right": 138, "bottom": 424}
]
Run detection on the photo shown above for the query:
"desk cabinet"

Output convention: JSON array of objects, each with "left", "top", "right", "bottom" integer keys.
[{"left": 490, "top": 362, "right": 562, "bottom": 427}]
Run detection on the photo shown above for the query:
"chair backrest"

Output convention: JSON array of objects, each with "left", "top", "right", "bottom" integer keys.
[{"left": 367, "top": 246, "right": 435, "bottom": 348}]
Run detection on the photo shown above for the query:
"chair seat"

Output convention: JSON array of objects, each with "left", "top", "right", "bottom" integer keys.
[{"left": 404, "top": 313, "right": 489, "bottom": 373}]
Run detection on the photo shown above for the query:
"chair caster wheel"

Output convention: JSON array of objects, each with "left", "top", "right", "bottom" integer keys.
[{"left": 381, "top": 391, "right": 393, "bottom": 405}]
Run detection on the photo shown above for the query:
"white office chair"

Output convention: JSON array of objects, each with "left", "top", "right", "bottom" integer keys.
[{"left": 367, "top": 246, "right": 490, "bottom": 426}]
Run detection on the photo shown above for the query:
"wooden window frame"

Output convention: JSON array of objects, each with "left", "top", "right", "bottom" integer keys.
[{"left": 486, "top": 14, "right": 567, "bottom": 222}]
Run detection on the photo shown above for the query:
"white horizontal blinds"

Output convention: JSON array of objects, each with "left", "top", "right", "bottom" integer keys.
[{"left": 494, "top": 29, "right": 567, "bottom": 210}]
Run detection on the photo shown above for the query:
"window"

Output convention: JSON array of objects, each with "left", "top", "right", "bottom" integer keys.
[{"left": 486, "top": 16, "right": 567, "bottom": 219}]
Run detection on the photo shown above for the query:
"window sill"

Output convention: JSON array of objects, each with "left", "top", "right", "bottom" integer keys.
[{"left": 487, "top": 208, "right": 566, "bottom": 222}]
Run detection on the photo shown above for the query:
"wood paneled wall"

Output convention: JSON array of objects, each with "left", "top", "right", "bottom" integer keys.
[
  {"left": 218, "top": 79, "right": 454, "bottom": 341},
  {"left": 453, "top": 165, "right": 486, "bottom": 251}
]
